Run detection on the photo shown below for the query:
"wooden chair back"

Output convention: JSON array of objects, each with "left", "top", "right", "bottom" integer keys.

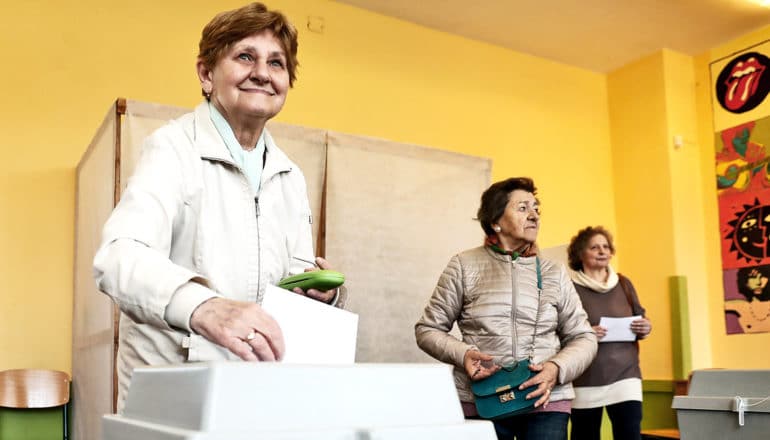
[{"left": 0, "top": 369, "right": 70, "bottom": 408}]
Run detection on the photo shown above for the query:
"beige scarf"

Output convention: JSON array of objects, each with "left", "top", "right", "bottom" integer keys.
[{"left": 570, "top": 264, "right": 619, "bottom": 293}]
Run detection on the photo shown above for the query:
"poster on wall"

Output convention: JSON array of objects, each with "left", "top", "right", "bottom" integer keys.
[
  {"left": 716, "top": 117, "right": 770, "bottom": 334},
  {"left": 712, "top": 41, "right": 770, "bottom": 334},
  {"left": 711, "top": 39, "right": 770, "bottom": 133}
]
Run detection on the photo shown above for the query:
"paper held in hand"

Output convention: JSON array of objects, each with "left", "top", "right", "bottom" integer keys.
[
  {"left": 598, "top": 315, "right": 641, "bottom": 342},
  {"left": 261, "top": 284, "right": 358, "bottom": 363}
]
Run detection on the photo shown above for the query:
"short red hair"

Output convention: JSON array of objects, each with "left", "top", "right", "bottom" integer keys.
[{"left": 198, "top": 2, "right": 299, "bottom": 94}]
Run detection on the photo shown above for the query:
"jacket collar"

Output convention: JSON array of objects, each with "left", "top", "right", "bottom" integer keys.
[
  {"left": 260, "top": 128, "right": 294, "bottom": 182},
  {"left": 191, "top": 101, "right": 233, "bottom": 164},
  {"left": 190, "top": 101, "right": 294, "bottom": 180},
  {"left": 483, "top": 245, "right": 537, "bottom": 264}
]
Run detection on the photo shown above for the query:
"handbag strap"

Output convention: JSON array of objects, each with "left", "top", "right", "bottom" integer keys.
[{"left": 527, "top": 256, "right": 542, "bottom": 360}]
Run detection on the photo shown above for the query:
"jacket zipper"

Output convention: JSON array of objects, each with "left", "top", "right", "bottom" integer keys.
[
  {"left": 510, "top": 257, "right": 518, "bottom": 361},
  {"left": 255, "top": 196, "right": 261, "bottom": 301}
]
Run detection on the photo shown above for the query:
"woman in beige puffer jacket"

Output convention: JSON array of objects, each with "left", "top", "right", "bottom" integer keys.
[{"left": 415, "top": 177, "right": 597, "bottom": 440}]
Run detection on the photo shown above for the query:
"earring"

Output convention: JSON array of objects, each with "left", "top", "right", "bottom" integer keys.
[{"left": 493, "top": 225, "right": 501, "bottom": 232}]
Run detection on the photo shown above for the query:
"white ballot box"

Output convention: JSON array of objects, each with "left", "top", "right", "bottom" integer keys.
[
  {"left": 672, "top": 369, "right": 770, "bottom": 440},
  {"left": 103, "top": 362, "right": 496, "bottom": 439}
]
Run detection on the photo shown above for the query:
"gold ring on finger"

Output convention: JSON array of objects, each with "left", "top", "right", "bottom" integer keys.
[{"left": 246, "top": 330, "right": 258, "bottom": 341}]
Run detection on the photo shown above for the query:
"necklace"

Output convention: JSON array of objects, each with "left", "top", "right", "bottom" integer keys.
[{"left": 749, "top": 300, "right": 770, "bottom": 322}]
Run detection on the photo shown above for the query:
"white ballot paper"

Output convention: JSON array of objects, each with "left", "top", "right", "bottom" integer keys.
[
  {"left": 598, "top": 315, "right": 641, "bottom": 342},
  {"left": 261, "top": 284, "right": 359, "bottom": 364}
]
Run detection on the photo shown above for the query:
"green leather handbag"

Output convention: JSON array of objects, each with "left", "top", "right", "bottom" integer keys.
[
  {"left": 470, "top": 256, "right": 543, "bottom": 420},
  {"left": 470, "top": 359, "right": 538, "bottom": 419}
]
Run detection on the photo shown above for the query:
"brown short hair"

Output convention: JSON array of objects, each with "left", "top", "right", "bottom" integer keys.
[
  {"left": 567, "top": 226, "right": 615, "bottom": 271},
  {"left": 476, "top": 177, "right": 537, "bottom": 236},
  {"left": 737, "top": 265, "right": 770, "bottom": 302},
  {"left": 198, "top": 2, "right": 299, "bottom": 92}
]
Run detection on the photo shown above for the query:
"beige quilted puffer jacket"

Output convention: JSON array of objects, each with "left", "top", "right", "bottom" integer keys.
[{"left": 415, "top": 246, "right": 597, "bottom": 403}]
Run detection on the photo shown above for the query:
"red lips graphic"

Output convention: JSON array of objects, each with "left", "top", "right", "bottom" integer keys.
[{"left": 725, "top": 58, "right": 766, "bottom": 111}]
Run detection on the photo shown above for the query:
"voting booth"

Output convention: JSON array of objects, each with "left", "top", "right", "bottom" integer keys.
[
  {"left": 102, "top": 362, "right": 496, "bottom": 439},
  {"left": 672, "top": 369, "right": 770, "bottom": 439}
]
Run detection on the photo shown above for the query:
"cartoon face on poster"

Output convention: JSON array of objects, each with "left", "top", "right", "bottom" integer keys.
[
  {"left": 713, "top": 42, "right": 770, "bottom": 334},
  {"left": 719, "top": 192, "right": 770, "bottom": 268}
]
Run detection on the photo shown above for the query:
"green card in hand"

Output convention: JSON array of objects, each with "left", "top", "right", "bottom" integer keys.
[{"left": 277, "top": 270, "right": 345, "bottom": 291}]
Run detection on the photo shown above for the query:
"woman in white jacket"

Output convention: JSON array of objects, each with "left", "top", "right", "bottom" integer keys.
[{"left": 93, "top": 2, "right": 344, "bottom": 410}]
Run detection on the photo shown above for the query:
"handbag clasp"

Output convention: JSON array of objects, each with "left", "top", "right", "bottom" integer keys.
[{"left": 499, "top": 391, "right": 516, "bottom": 403}]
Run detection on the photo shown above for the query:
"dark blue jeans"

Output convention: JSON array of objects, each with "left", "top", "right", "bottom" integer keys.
[
  {"left": 570, "top": 400, "right": 642, "bottom": 440},
  {"left": 469, "top": 412, "right": 569, "bottom": 440}
]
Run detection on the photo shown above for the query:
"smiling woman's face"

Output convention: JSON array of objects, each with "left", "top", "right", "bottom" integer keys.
[
  {"left": 198, "top": 30, "right": 290, "bottom": 126},
  {"left": 580, "top": 233, "right": 613, "bottom": 271},
  {"left": 493, "top": 190, "right": 540, "bottom": 251}
]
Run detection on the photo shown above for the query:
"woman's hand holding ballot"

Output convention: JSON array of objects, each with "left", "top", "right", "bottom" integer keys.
[
  {"left": 190, "top": 297, "right": 285, "bottom": 362},
  {"left": 630, "top": 316, "right": 652, "bottom": 339},
  {"left": 291, "top": 257, "right": 339, "bottom": 304}
]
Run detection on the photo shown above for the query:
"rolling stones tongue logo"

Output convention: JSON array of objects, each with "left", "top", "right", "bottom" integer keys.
[
  {"left": 716, "top": 52, "right": 770, "bottom": 114},
  {"left": 726, "top": 58, "right": 765, "bottom": 110}
]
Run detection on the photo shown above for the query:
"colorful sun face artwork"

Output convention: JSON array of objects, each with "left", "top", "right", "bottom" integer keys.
[{"left": 724, "top": 197, "right": 770, "bottom": 263}]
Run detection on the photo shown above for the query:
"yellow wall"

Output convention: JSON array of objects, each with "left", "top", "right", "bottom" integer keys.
[
  {"left": 6, "top": 0, "right": 767, "bottom": 381},
  {"left": 607, "top": 52, "right": 677, "bottom": 379},
  {"left": 694, "top": 24, "right": 770, "bottom": 368},
  {"left": 602, "top": 22, "right": 770, "bottom": 379},
  {"left": 662, "top": 49, "right": 713, "bottom": 370},
  {"left": 0, "top": 0, "right": 613, "bottom": 373}
]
